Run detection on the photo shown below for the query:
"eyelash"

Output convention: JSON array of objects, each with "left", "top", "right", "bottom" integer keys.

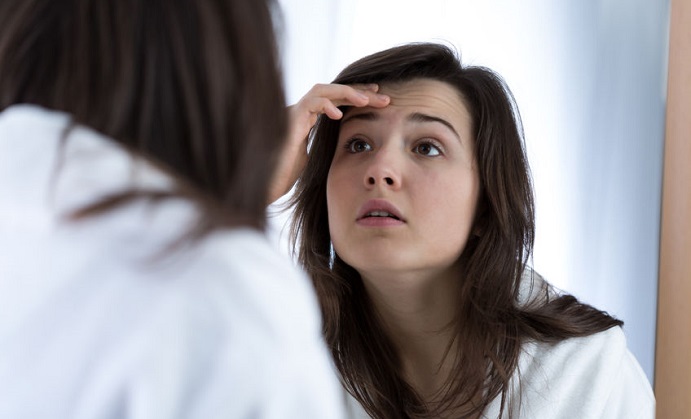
[
  {"left": 412, "top": 140, "right": 443, "bottom": 157},
  {"left": 342, "top": 138, "right": 444, "bottom": 156},
  {"left": 343, "top": 138, "right": 371, "bottom": 153}
]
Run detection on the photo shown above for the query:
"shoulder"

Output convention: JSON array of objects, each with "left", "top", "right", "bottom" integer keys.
[
  {"left": 114, "top": 229, "right": 339, "bottom": 417},
  {"left": 486, "top": 327, "right": 655, "bottom": 418},
  {"left": 0, "top": 106, "right": 344, "bottom": 418},
  {"left": 180, "top": 228, "right": 324, "bottom": 341}
]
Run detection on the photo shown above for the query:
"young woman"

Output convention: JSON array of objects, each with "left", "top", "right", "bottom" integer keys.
[
  {"left": 0, "top": 1, "right": 347, "bottom": 418},
  {"left": 284, "top": 43, "right": 654, "bottom": 418}
]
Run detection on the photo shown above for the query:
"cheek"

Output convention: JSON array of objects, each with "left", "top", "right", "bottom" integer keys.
[
  {"left": 326, "top": 164, "right": 365, "bottom": 262},
  {"left": 421, "top": 175, "right": 480, "bottom": 249}
]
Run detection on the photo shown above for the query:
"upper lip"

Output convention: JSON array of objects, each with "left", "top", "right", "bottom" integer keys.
[{"left": 356, "top": 199, "right": 405, "bottom": 222}]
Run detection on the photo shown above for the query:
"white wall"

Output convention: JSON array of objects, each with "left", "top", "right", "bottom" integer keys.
[{"left": 275, "top": 0, "right": 669, "bottom": 383}]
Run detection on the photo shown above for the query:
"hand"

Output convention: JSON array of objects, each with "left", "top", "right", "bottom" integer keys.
[{"left": 268, "top": 83, "right": 390, "bottom": 203}]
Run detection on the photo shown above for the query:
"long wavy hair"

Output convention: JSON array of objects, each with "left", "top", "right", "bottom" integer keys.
[
  {"left": 290, "top": 43, "right": 622, "bottom": 418},
  {"left": 0, "top": 0, "right": 286, "bottom": 234}
]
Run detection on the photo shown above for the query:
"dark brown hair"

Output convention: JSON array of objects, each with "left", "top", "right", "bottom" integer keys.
[
  {"left": 0, "top": 0, "right": 286, "bottom": 233},
  {"left": 290, "top": 43, "right": 622, "bottom": 418}
]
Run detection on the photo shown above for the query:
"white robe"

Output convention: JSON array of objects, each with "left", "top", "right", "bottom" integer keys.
[
  {"left": 346, "top": 278, "right": 655, "bottom": 419},
  {"left": 0, "top": 105, "right": 346, "bottom": 419}
]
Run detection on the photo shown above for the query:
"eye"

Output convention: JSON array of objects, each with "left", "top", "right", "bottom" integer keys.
[
  {"left": 344, "top": 138, "right": 372, "bottom": 153},
  {"left": 413, "top": 141, "right": 442, "bottom": 157}
]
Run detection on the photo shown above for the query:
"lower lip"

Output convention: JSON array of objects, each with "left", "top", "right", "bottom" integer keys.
[{"left": 356, "top": 217, "right": 405, "bottom": 227}]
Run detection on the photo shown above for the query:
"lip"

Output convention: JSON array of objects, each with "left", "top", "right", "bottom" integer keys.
[{"left": 356, "top": 199, "right": 406, "bottom": 227}]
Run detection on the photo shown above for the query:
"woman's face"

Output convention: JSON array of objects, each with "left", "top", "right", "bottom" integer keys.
[{"left": 326, "top": 78, "right": 480, "bottom": 280}]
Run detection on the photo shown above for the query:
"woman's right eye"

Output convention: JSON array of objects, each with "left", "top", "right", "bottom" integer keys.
[{"left": 344, "top": 138, "right": 372, "bottom": 153}]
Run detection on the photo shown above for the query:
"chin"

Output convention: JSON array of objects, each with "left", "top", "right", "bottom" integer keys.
[{"left": 341, "top": 255, "right": 415, "bottom": 277}]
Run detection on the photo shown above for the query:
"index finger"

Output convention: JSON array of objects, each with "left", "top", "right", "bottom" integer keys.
[{"left": 309, "top": 83, "right": 389, "bottom": 109}]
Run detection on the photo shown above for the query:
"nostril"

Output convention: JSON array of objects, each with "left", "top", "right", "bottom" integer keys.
[
  {"left": 385, "top": 177, "right": 393, "bottom": 185},
  {"left": 368, "top": 177, "right": 375, "bottom": 185}
]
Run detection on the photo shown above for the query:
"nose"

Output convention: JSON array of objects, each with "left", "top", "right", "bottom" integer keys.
[
  {"left": 363, "top": 147, "right": 401, "bottom": 190},
  {"left": 367, "top": 176, "right": 394, "bottom": 186}
]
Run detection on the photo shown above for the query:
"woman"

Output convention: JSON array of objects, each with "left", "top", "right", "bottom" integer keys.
[
  {"left": 0, "top": 0, "right": 347, "bottom": 417},
  {"left": 285, "top": 43, "right": 654, "bottom": 418}
]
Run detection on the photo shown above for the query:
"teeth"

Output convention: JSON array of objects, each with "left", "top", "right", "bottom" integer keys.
[{"left": 367, "top": 211, "right": 396, "bottom": 218}]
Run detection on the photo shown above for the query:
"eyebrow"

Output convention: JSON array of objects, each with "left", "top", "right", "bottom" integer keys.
[
  {"left": 341, "top": 111, "right": 378, "bottom": 125},
  {"left": 408, "top": 112, "right": 461, "bottom": 140},
  {"left": 341, "top": 111, "right": 462, "bottom": 141}
]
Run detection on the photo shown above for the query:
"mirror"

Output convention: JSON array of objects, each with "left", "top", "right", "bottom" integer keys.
[{"left": 276, "top": 0, "right": 671, "bottom": 383}]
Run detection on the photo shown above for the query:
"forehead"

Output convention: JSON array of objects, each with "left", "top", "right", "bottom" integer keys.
[
  {"left": 381, "top": 78, "right": 465, "bottom": 108},
  {"left": 343, "top": 78, "right": 472, "bottom": 130}
]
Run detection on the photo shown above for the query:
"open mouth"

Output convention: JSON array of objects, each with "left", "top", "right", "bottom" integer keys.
[
  {"left": 363, "top": 210, "right": 401, "bottom": 221},
  {"left": 356, "top": 199, "right": 405, "bottom": 223}
]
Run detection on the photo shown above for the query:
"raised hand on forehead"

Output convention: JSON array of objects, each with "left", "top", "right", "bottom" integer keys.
[{"left": 269, "top": 83, "right": 390, "bottom": 203}]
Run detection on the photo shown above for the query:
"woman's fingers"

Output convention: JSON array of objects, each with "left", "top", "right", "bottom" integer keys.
[
  {"left": 268, "top": 83, "right": 389, "bottom": 203},
  {"left": 288, "top": 83, "right": 389, "bottom": 144},
  {"left": 299, "top": 83, "right": 389, "bottom": 117},
  {"left": 297, "top": 96, "right": 343, "bottom": 120}
]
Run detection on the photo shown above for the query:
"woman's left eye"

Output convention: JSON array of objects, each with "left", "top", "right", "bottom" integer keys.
[{"left": 413, "top": 142, "right": 442, "bottom": 157}]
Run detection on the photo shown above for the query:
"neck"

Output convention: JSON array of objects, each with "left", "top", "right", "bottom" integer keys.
[{"left": 360, "top": 264, "right": 463, "bottom": 401}]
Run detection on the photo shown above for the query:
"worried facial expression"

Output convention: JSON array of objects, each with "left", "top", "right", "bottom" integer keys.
[{"left": 326, "top": 78, "right": 481, "bottom": 280}]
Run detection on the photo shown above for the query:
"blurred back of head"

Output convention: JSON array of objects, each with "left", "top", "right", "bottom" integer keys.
[{"left": 0, "top": 0, "right": 287, "bottom": 230}]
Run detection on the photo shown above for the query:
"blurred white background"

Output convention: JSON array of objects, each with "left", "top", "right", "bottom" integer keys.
[{"left": 272, "top": 0, "right": 670, "bottom": 384}]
